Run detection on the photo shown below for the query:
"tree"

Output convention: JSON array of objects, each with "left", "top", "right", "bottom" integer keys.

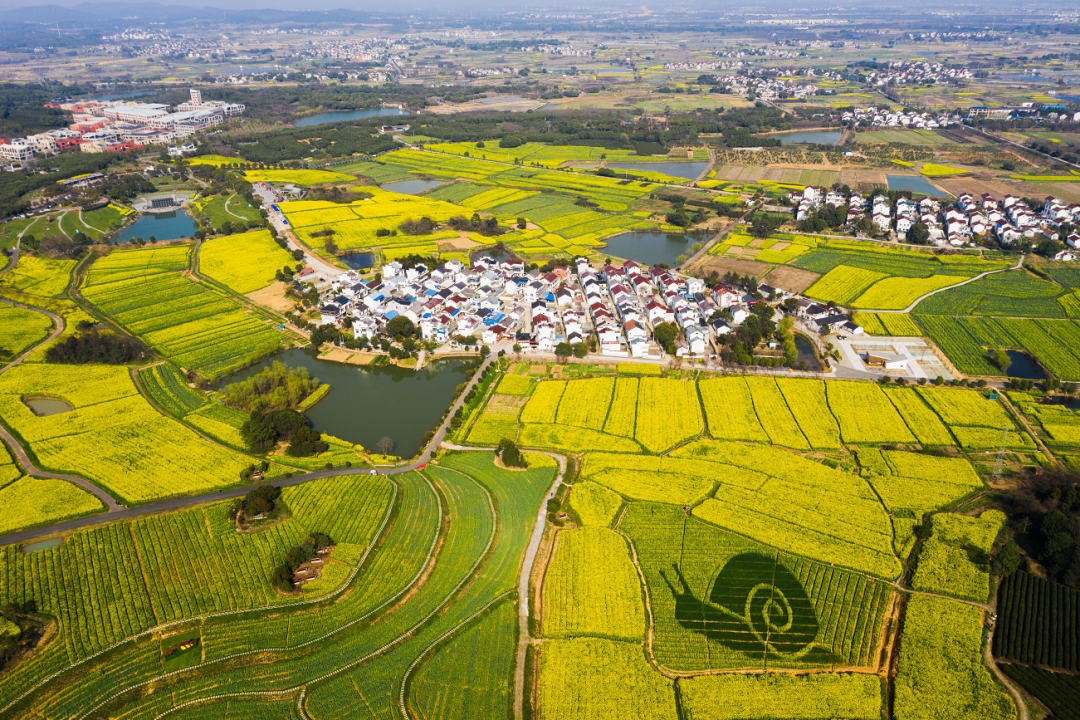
[
  {"left": 385, "top": 315, "right": 417, "bottom": 341},
  {"left": 497, "top": 438, "right": 527, "bottom": 468},
  {"left": 908, "top": 221, "right": 930, "bottom": 245},
  {"left": 513, "top": 342, "right": 522, "bottom": 360},
  {"left": 990, "top": 348, "right": 1012, "bottom": 374},
  {"left": 554, "top": 341, "right": 573, "bottom": 362},
  {"left": 377, "top": 436, "right": 395, "bottom": 455},
  {"left": 572, "top": 342, "right": 588, "bottom": 359},
  {"left": 480, "top": 344, "right": 491, "bottom": 359}
]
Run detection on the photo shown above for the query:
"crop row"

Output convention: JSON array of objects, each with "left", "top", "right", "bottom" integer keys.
[
  {"left": 993, "top": 571, "right": 1080, "bottom": 671},
  {"left": 139, "top": 362, "right": 206, "bottom": 417},
  {"left": 999, "top": 664, "right": 1080, "bottom": 720}
]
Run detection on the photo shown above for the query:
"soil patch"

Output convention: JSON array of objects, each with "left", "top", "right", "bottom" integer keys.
[
  {"left": 440, "top": 235, "right": 481, "bottom": 251},
  {"left": 763, "top": 265, "right": 822, "bottom": 294},
  {"left": 699, "top": 256, "right": 773, "bottom": 278},
  {"left": 317, "top": 348, "right": 376, "bottom": 365},
  {"left": 246, "top": 282, "right": 296, "bottom": 313}
]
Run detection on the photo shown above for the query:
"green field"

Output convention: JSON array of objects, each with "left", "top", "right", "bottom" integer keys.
[{"left": 82, "top": 245, "right": 286, "bottom": 380}]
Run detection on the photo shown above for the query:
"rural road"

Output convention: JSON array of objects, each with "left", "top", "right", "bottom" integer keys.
[
  {"left": 442, "top": 442, "right": 566, "bottom": 720},
  {"left": 0, "top": 352, "right": 493, "bottom": 547}
]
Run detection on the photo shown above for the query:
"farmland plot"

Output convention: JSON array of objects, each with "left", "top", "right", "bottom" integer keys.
[
  {"left": 860, "top": 449, "right": 983, "bottom": 518},
  {"left": 826, "top": 382, "right": 916, "bottom": 444},
  {"left": 409, "top": 599, "right": 516, "bottom": 720},
  {"left": 521, "top": 380, "right": 566, "bottom": 424},
  {"left": 622, "top": 502, "right": 891, "bottom": 672},
  {"left": 568, "top": 481, "right": 624, "bottom": 527},
  {"left": 0, "top": 303, "right": 53, "bottom": 360},
  {"left": 634, "top": 378, "right": 703, "bottom": 452},
  {"left": 82, "top": 248, "right": 284, "bottom": 380},
  {"left": 539, "top": 638, "right": 677, "bottom": 720},
  {"left": 882, "top": 387, "right": 955, "bottom": 446},
  {"left": 775, "top": 378, "right": 842, "bottom": 449},
  {"left": 138, "top": 362, "right": 206, "bottom": 417},
  {"left": 199, "top": 229, "right": 296, "bottom": 295},
  {"left": 0, "top": 364, "right": 252, "bottom": 503},
  {"left": 679, "top": 673, "right": 883, "bottom": 720},
  {"left": 805, "top": 266, "right": 889, "bottom": 306},
  {"left": 679, "top": 441, "right": 899, "bottom": 578},
  {"left": 742, "top": 377, "right": 811, "bottom": 450},
  {"left": 911, "top": 511, "right": 1004, "bottom": 602},
  {"left": 699, "top": 377, "right": 769, "bottom": 443},
  {"left": 555, "top": 378, "right": 614, "bottom": 431},
  {"left": 894, "top": 596, "right": 1014, "bottom": 720},
  {"left": 603, "top": 377, "right": 638, "bottom": 437},
  {"left": 542, "top": 527, "right": 645, "bottom": 641},
  {"left": 994, "top": 571, "right": 1080, "bottom": 671},
  {"left": 0, "top": 475, "right": 105, "bottom": 535}
]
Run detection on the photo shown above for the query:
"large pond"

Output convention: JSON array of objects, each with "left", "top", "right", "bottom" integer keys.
[
  {"left": 601, "top": 230, "right": 711, "bottom": 268},
  {"left": 1005, "top": 350, "right": 1045, "bottom": 380},
  {"left": 886, "top": 175, "right": 950, "bottom": 199},
  {"left": 295, "top": 107, "right": 409, "bottom": 128},
  {"left": 220, "top": 349, "right": 478, "bottom": 458},
  {"left": 23, "top": 398, "right": 73, "bottom": 416},
  {"left": 381, "top": 179, "right": 444, "bottom": 195},
  {"left": 603, "top": 162, "right": 710, "bottom": 181},
  {"left": 111, "top": 210, "right": 198, "bottom": 245},
  {"left": 773, "top": 130, "right": 844, "bottom": 145}
]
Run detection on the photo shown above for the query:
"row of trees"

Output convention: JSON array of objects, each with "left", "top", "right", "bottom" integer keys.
[{"left": 45, "top": 331, "right": 147, "bottom": 365}]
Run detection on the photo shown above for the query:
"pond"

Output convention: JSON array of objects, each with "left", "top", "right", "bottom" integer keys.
[
  {"left": 773, "top": 130, "right": 844, "bottom": 145},
  {"left": 471, "top": 246, "right": 515, "bottom": 265},
  {"left": 23, "top": 398, "right": 73, "bottom": 416},
  {"left": 794, "top": 334, "right": 823, "bottom": 371},
  {"left": 602, "top": 162, "right": 710, "bottom": 181},
  {"left": 381, "top": 179, "right": 444, "bottom": 195},
  {"left": 479, "top": 95, "right": 522, "bottom": 104},
  {"left": 601, "top": 230, "right": 712, "bottom": 268},
  {"left": 341, "top": 252, "right": 374, "bottom": 271},
  {"left": 886, "top": 175, "right": 950, "bottom": 199},
  {"left": 220, "top": 348, "right": 478, "bottom": 458},
  {"left": 110, "top": 210, "right": 198, "bottom": 245},
  {"left": 294, "top": 107, "right": 409, "bottom": 128},
  {"left": 22, "top": 537, "right": 64, "bottom": 553},
  {"left": 1006, "top": 350, "right": 1045, "bottom": 380}
]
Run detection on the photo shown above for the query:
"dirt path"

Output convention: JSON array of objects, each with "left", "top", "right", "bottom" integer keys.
[
  {"left": 985, "top": 629, "right": 1030, "bottom": 720},
  {"left": 876, "top": 254, "right": 1026, "bottom": 314},
  {"left": 683, "top": 210, "right": 752, "bottom": 272},
  {"left": 223, "top": 195, "right": 249, "bottom": 222}
]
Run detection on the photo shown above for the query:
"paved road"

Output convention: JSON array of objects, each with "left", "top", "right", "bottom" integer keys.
[{"left": 0, "top": 353, "right": 494, "bottom": 547}]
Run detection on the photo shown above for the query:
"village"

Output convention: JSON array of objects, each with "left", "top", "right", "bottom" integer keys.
[
  {"left": 790, "top": 185, "right": 1080, "bottom": 257},
  {"left": 309, "top": 242, "right": 860, "bottom": 368}
]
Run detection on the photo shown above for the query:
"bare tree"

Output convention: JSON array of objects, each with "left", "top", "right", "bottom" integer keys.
[{"left": 377, "top": 436, "right": 395, "bottom": 455}]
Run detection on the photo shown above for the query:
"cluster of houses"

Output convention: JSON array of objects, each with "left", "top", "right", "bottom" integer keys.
[
  {"left": 1, "top": 90, "right": 243, "bottom": 162},
  {"left": 860, "top": 61, "right": 975, "bottom": 87},
  {"left": 839, "top": 107, "right": 961, "bottom": 129},
  {"left": 312, "top": 254, "right": 806, "bottom": 360},
  {"left": 789, "top": 185, "right": 1079, "bottom": 255}
]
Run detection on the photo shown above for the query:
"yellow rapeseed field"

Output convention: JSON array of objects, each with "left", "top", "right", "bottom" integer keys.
[
  {"left": 0, "top": 364, "right": 252, "bottom": 503},
  {"left": 200, "top": 229, "right": 296, "bottom": 294}
]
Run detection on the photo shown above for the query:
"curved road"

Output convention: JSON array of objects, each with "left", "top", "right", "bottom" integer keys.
[
  {"left": 877, "top": 254, "right": 1026, "bottom": 314},
  {"left": 0, "top": 296, "right": 122, "bottom": 513},
  {"left": 0, "top": 353, "right": 493, "bottom": 547}
]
